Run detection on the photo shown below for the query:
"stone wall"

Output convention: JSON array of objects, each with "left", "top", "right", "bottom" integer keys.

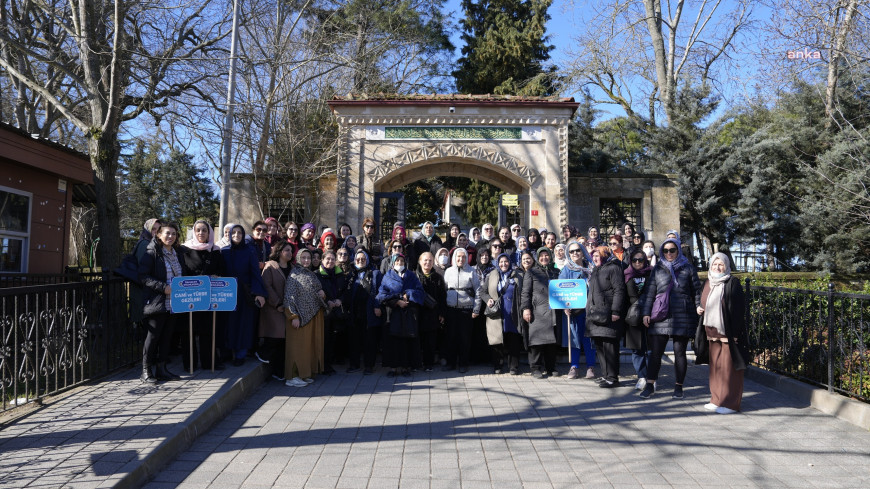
[{"left": 567, "top": 173, "right": 679, "bottom": 245}]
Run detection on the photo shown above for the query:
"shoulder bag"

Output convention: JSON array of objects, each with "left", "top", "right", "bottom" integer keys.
[{"left": 649, "top": 272, "right": 674, "bottom": 322}]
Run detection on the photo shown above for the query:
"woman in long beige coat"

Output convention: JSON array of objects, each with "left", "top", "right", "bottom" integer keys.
[
  {"left": 283, "top": 248, "right": 326, "bottom": 387},
  {"left": 259, "top": 241, "right": 294, "bottom": 380}
]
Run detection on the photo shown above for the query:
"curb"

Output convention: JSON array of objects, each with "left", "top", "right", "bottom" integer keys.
[
  {"left": 116, "top": 363, "right": 270, "bottom": 489},
  {"left": 745, "top": 367, "right": 870, "bottom": 431}
]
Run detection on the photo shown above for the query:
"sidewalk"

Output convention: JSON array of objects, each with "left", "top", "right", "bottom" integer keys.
[
  {"left": 2, "top": 356, "right": 870, "bottom": 489},
  {"left": 0, "top": 359, "right": 267, "bottom": 489}
]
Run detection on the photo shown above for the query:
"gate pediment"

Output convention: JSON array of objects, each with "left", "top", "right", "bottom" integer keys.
[{"left": 367, "top": 143, "right": 539, "bottom": 186}]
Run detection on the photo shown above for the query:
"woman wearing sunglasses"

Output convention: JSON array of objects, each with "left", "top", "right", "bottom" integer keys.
[{"left": 639, "top": 238, "right": 702, "bottom": 399}]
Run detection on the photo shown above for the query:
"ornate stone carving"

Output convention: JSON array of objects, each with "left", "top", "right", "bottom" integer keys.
[
  {"left": 367, "top": 143, "right": 539, "bottom": 185},
  {"left": 337, "top": 116, "right": 571, "bottom": 126}
]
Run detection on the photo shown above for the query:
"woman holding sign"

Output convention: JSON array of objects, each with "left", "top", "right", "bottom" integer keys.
[
  {"left": 181, "top": 220, "right": 225, "bottom": 371},
  {"left": 138, "top": 223, "right": 190, "bottom": 383},
  {"left": 560, "top": 242, "right": 597, "bottom": 380},
  {"left": 585, "top": 246, "right": 627, "bottom": 388}
]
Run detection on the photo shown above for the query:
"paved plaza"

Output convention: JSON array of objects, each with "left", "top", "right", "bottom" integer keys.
[{"left": 2, "top": 358, "right": 870, "bottom": 489}]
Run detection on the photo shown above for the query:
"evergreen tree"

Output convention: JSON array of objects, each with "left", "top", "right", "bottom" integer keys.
[
  {"left": 453, "top": 0, "right": 557, "bottom": 95},
  {"left": 119, "top": 141, "right": 162, "bottom": 236},
  {"left": 458, "top": 179, "right": 501, "bottom": 227}
]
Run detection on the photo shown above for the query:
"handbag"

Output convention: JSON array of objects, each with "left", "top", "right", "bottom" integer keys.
[
  {"left": 694, "top": 315, "right": 709, "bottom": 365},
  {"left": 484, "top": 295, "right": 503, "bottom": 318},
  {"left": 625, "top": 300, "right": 642, "bottom": 328},
  {"left": 649, "top": 275, "right": 674, "bottom": 322}
]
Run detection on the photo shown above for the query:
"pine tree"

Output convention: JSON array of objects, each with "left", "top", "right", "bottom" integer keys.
[{"left": 453, "top": 0, "right": 557, "bottom": 95}]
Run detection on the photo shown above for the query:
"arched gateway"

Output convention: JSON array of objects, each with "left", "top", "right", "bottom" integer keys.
[{"left": 326, "top": 95, "right": 580, "bottom": 234}]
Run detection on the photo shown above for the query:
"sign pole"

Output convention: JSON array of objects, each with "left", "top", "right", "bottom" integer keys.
[
  {"left": 189, "top": 312, "right": 194, "bottom": 375},
  {"left": 211, "top": 312, "right": 216, "bottom": 372},
  {"left": 567, "top": 312, "right": 572, "bottom": 365}
]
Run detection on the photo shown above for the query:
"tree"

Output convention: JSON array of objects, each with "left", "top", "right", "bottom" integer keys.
[
  {"left": 455, "top": 179, "right": 501, "bottom": 227},
  {"left": 0, "top": 1, "right": 230, "bottom": 268},
  {"left": 453, "top": 0, "right": 557, "bottom": 95},
  {"left": 565, "top": 0, "right": 753, "bottom": 125}
]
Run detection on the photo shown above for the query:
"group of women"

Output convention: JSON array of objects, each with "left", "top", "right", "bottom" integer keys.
[{"left": 133, "top": 217, "right": 749, "bottom": 414}]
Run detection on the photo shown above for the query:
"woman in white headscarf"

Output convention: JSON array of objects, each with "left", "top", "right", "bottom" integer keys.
[
  {"left": 697, "top": 253, "right": 749, "bottom": 414},
  {"left": 216, "top": 222, "right": 236, "bottom": 248}
]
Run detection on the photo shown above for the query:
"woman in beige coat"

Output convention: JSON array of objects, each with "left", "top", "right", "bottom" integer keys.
[{"left": 259, "top": 241, "right": 294, "bottom": 380}]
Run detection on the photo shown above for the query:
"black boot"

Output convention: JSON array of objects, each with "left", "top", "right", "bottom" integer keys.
[
  {"left": 141, "top": 364, "right": 157, "bottom": 384},
  {"left": 155, "top": 362, "right": 181, "bottom": 381}
]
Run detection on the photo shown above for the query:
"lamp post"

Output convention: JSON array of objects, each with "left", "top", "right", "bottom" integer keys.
[{"left": 218, "top": 0, "right": 241, "bottom": 230}]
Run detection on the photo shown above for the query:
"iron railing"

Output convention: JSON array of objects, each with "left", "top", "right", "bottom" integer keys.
[
  {"left": 747, "top": 280, "right": 870, "bottom": 402},
  {"left": 1, "top": 276, "right": 140, "bottom": 412}
]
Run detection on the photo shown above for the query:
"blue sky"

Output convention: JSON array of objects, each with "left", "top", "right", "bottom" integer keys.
[{"left": 443, "top": 0, "right": 778, "bottom": 122}]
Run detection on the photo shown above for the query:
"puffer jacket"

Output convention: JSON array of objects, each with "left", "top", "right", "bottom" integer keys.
[
  {"left": 641, "top": 261, "right": 702, "bottom": 337},
  {"left": 444, "top": 265, "right": 479, "bottom": 310},
  {"left": 520, "top": 265, "right": 560, "bottom": 347},
  {"left": 584, "top": 259, "right": 627, "bottom": 339}
]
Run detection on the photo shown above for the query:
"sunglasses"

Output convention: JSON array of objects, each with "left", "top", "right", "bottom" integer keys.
[
  {"left": 364, "top": 224, "right": 374, "bottom": 229},
  {"left": 609, "top": 242, "right": 619, "bottom": 246},
  {"left": 663, "top": 248, "right": 678, "bottom": 254},
  {"left": 491, "top": 244, "right": 502, "bottom": 248},
  {"left": 568, "top": 249, "right": 582, "bottom": 254},
  {"left": 631, "top": 258, "right": 646, "bottom": 263},
  {"left": 392, "top": 245, "right": 402, "bottom": 249}
]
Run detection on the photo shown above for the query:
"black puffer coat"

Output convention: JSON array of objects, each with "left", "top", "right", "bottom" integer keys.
[
  {"left": 585, "top": 259, "right": 627, "bottom": 339},
  {"left": 641, "top": 261, "right": 702, "bottom": 337}
]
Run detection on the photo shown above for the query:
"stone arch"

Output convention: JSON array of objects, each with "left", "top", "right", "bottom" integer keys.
[{"left": 370, "top": 144, "right": 535, "bottom": 194}]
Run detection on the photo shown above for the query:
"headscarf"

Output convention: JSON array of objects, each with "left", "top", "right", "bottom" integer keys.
[
  {"left": 389, "top": 252, "right": 406, "bottom": 272},
  {"left": 342, "top": 236, "right": 358, "bottom": 250},
  {"left": 140, "top": 218, "right": 159, "bottom": 241},
  {"left": 666, "top": 229, "right": 680, "bottom": 242},
  {"left": 468, "top": 227, "right": 480, "bottom": 246},
  {"left": 392, "top": 225, "right": 407, "bottom": 244},
  {"left": 216, "top": 222, "right": 236, "bottom": 248},
  {"left": 451, "top": 247, "right": 472, "bottom": 272},
  {"left": 184, "top": 220, "right": 218, "bottom": 251},
  {"left": 481, "top": 224, "right": 494, "bottom": 241},
  {"left": 262, "top": 217, "right": 280, "bottom": 245},
  {"left": 658, "top": 238, "right": 690, "bottom": 276},
  {"left": 536, "top": 246, "right": 554, "bottom": 272},
  {"left": 554, "top": 243, "right": 567, "bottom": 270},
  {"left": 229, "top": 224, "right": 247, "bottom": 249},
  {"left": 495, "top": 253, "right": 513, "bottom": 291},
  {"left": 294, "top": 247, "right": 312, "bottom": 268},
  {"left": 562, "top": 242, "right": 589, "bottom": 273},
  {"left": 319, "top": 230, "right": 337, "bottom": 251},
  {"left": 624, "top": 251, "right": 651, "bottom": 283},
  {"left": 420, "top": 221, "right": 436, "bottom": 242},
  {"left": 587, "top": 226, "right": 600, "bottom": 247},
  {"left": 704, "top": 252, "right": 732, "bottom": 336},
  {"left": 354, "top": 248, "right": 370, "bottom": 270},
  {"left": 435, "top": 247, "right": 450, "bottom": 268}
]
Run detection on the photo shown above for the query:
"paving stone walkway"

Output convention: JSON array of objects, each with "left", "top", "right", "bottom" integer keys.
[{"left": 141, "top": 363, "right": 870, "bottom": 489}]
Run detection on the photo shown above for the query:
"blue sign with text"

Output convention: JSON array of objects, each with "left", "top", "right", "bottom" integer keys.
[
  {"left": 170, "top": 276, "right": 211, "bottom": 312},
  {"left": 548, "top": 279, "right": 588, "bottom": 309},
  {"left": 209, "top": 277, "right": 238, "bottom": 311}
]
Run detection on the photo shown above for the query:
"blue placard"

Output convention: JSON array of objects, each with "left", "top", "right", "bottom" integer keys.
[
  {"left": 170, "top": 276, "right": 212, "bottom": 312},
  {"left": 548, "top": 279, "right": 588, "bottom": 309},
  {"left": 209, "top": 277, "right": 238, "bottom": 311}
]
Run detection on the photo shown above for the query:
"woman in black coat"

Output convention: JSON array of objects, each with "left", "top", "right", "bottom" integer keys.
[
  {"left": 624, "top": 249, "right": 652, "bottom": 390},
  {"left": 520, "top": 247, "right": 561, "bottom": 379},
  {"left": 416, "top": 252, "right": 447, "bottom": 371},
  {"left": 220, "top": 225, "right": 267, "bottom": 366},
  {"left": 316, "top": 250, "right": 348, "bottom": 375},
  {"left": 585, "top": 246, "right": 627, "bottom": 388},
  {"left": 698, "top": 253, "right": 750, "bottom": 414},
  {"left": 180, "top": 220, "right": 225, "bottom": 371},
  {"left": 640, "top": 238, "right": 702, "bottom": 399},
  {"left": 137, "top": 223, "right": 189, "bottom": 383}
]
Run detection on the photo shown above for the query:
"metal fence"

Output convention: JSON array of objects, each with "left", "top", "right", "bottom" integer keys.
[
  {"left": 747, "top": 280, "right": 870, "bottom": 402},
  {"left": 0, "top": 276, "right": 140, "bottom": 412}
]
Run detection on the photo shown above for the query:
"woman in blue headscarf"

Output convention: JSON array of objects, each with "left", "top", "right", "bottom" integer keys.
[
  {"left": 639, "top": 238, "right": 702, "bottom": 399},
  {"left": 560, "top": 241, "right": 597, "bottom": 380},
  {"left": 479, "top": 253, "right": 523, "bottom": 375},
  {"left": 377, "top": 252, "right": 425, "bottom": 377}
]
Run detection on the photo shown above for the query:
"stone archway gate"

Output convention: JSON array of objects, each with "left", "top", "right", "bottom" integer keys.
[{"left": 326, "top": 95, "right": 580, "bottom": 232}]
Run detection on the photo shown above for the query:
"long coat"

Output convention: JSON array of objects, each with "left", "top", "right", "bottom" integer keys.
[
  {"left": 260, "top": 260, "right": 288, "bottom": 338},
  {"left": 701, "top": 277, "right": 750, "bottom": 370},
  {"left": 138, "top": 239, "right": 191, "bottom": 316},
  {"left": 478, "top": 269, "right": 520, "bottom": 346},
  {"left": 624, "top": 270, "right": 650, "bottom": 349},
  {"left": 347, "top": 266, "right": 384, "bottom": 329},
  {"left": 377, "top": 269, "right": 425, "bottom": 338},
  {"left": 585, "top": 259, "right": 627, "bottom": 339},
  {"left": 520, "top": 265, "right": 560, "bottom": 347},
  {"left": 416, "top": 268, "right": 447, "bottom": 333},
  {"left": 641, "top": 261, "right": 702, "bottom": 337}
]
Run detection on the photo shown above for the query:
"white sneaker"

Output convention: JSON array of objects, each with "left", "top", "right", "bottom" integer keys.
[
  {"left": 285, "top": 377, "right": 307, "bottom": 387},
  {"left": 635, "top": 378, "right": 647, "bottom": 390},
  {"left": 715, "top": 406, "right": 737, "bottom": 414},
  {"left": 303, "top": 377, "right": 314, "bottom": 384},
  {"left": 704, "top": 403, "right": 719, "bottom": 411}
]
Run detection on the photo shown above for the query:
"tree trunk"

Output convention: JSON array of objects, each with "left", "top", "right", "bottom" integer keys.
[
  {"left": 88, "top": 131, "right": 122, "bottom": 271},
  {"left": 825, "top": 0, "right": 859, "bottom": 125},
  {"left": 642, "top": 0, "right": 671, "bottom": 123}
]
